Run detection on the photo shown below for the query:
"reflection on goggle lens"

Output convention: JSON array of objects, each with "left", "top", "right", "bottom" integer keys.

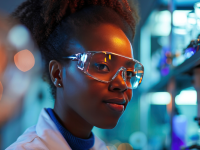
[{"left": 64, "top": 51, "right": 144, "bottom": 89}]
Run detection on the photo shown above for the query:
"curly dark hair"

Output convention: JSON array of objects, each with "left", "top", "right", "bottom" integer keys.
[{"left": 12, "top": 0, "right": 140, "bottom": 99}]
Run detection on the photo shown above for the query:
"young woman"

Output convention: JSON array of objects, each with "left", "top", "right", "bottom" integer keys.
[{"left": 7, "top": 0, "right": 144, "bottom": 149}]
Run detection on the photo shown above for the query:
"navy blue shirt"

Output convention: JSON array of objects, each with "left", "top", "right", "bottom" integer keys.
[{"left": 46, "top": 108, "right": 94, "bottom": 150}]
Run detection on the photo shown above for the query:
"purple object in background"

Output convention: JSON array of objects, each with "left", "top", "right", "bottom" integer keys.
[
  {"left": 157, "top": 46, "right": 171, "bottom": 76},
  {"left": 172, "top": 115, "right": 187, "bottom": 150},
  {"left": 184, "top": 47, "right": 196, "bottom": 59},
  {"left": 161, "top": 67, "right": 170, "bottom": 76}
]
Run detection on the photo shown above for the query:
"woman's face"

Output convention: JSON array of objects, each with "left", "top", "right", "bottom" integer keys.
[{"left": 61, "top": 24, "right": 134, "bottom": 129}]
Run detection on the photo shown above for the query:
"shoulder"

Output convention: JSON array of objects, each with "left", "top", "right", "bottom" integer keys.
[{"left": 6, "top": 126, "right": 49, "bottom": 150}]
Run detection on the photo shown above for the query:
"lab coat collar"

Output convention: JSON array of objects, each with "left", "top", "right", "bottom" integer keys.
[
  {"left": 35, "top": 108, "right": 107, "bottom": 150},
  {"left": 36, "top": 108, "right": 71, "bottom": 150}
]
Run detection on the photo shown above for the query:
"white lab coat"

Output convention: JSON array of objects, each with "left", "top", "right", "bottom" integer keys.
[{"left": 6, "top": 108, "right": 108, "bottom": 150}]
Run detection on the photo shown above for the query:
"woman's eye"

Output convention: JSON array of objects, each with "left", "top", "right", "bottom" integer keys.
[
  {"left": 127, "top": 71, "right": 134, "bottom": 78},
  {"left": 95, "top": 63, "right": 110, "bottom": 72}
]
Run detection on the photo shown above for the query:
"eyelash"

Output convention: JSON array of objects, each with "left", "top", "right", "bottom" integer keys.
[
  {"left": 127, "top": 71, "right": 135, "bottom": 78},
  {"left": 94, "top": 63, "right": 110, "bottom": 72}
]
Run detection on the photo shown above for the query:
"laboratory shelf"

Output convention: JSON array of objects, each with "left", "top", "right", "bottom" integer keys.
[{"left": 149, "top": 51, "right": 200, "bottom": 92}]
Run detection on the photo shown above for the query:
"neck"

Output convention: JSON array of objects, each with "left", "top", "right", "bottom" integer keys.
[{"left": 54, "top": 99, "right": 93, "bottom": 139}]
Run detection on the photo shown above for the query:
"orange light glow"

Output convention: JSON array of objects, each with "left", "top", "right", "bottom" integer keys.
[
  {"left": 109, "top": 54, "right": 111, "bottom": 60},
  {"left": 134, "top": 70, "right": 144, "bottom": 74},
  {"left": 139, "top": 77, "right": 143, "bottom": 84},
  {"left": 118, "top": 143, "right": 133, "bottom": 150},
  {"left": 106, "top": 146, "right": 110, "bottom": 150},
  {"left": 175, "top": 52, "right": 181, "bottom": 57},
  {"left": 105, "top": 57, "right": 107, "bottom": 62},
  {"left": 0, "top": 45, "right": 7, "bottom": 75},
  {"left": 112, "top": 37, "right": 125, "bottom": 46},
  {"left": 167, "top": 93, "right": 172, "bottom": 113},
  {"left": 0, "top": 81, "right": 3, "bottom": 101},
  {"left": 14, "top": 49, "right": 35, "bottom": 72}
]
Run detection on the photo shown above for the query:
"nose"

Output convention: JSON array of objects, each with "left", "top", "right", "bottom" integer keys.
[{"left": 108, "top": 72, "right": 127, "bottom": 93}]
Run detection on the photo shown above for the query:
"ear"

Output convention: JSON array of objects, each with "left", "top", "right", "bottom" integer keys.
[{"left": 49, "top": 60, "right": 63, "bottom": 88}]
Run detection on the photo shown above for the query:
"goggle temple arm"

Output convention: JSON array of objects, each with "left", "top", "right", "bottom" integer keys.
[{"left": 63, "top": 53, "right": 81, "bottom": 61}]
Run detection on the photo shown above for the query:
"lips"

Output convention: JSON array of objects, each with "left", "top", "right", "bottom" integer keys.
[{"left": 103, "top": 99, "right": 126, "bottom": 112}]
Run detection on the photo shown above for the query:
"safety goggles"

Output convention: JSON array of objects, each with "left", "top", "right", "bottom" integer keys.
[{"left": 63, "top": 51, "right": 144, "bottom": 89}]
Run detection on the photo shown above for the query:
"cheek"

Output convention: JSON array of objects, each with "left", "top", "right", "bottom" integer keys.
[
  {"left": 62, "top": 65, "right": 124, "bottom": 128},
  {"left": 63, "top": 63, "right": 89, "bottom": 95},
  {"left": 62, "top": 64, "right": 105, "bottom": 108},
  {"left": 87, "top": 79, "right": 108, "bottom": 97},
  {"left": 126, "top": 90, "right": 133, "bottom": 101}
]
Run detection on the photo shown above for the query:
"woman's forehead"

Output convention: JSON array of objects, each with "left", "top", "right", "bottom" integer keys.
[{"left": 70, "top": 24, "right": 134, "bottom": 58}]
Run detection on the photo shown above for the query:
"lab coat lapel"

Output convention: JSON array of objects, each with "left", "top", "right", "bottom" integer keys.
[
  {"left": 35, "top": 109, "right": 107, "bottom": 150},
  {"left": 36, "top": 109, "right": 72, "bottom": 150}
]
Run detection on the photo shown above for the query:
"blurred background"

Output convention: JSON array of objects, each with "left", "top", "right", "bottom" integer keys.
[{"left": 1, "top": 0, "right": 200, "bottom": 150}]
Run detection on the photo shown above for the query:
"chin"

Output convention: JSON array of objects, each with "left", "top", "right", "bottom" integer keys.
[{"left": 94, "top": 119, "right": 120, "bottom": 129}]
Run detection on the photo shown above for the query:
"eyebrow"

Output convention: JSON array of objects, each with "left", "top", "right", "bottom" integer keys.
[{"left": 125, "top": 61, "right": 135, "bottom": 67}]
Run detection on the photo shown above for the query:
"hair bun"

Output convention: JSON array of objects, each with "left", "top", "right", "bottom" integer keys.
[{"left": 13, "top": 0, "right": 139, "bottom": 46}]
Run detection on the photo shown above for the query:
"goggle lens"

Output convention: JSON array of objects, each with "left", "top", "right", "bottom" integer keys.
[{"left": 76, "top": 52, "right": 144, "bottom": 89}]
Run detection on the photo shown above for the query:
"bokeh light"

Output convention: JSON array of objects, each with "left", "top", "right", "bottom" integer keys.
[
  {"left": 7, "top": 25, "right": 31, "bottom": 50},
  {"left": 0, "top": 81, "right": 3, "bottom": 101},
  {"left": 129, "top": 132, "right": 147, "bottom": 149},
  {"left": 14, "top": 49, "right": 35, "bottom": 72},
  {"left": 110, "top": 140, "right": 121, "bottom": 148},
  {"left": 106, "top": 146, "right": 110, "bottom": 150},
  {"left": 106, "top": 144, "right": 117, "bottom": 150},
  {"left": 117, "top": 143, "right": 133, "bottom": 150}
]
